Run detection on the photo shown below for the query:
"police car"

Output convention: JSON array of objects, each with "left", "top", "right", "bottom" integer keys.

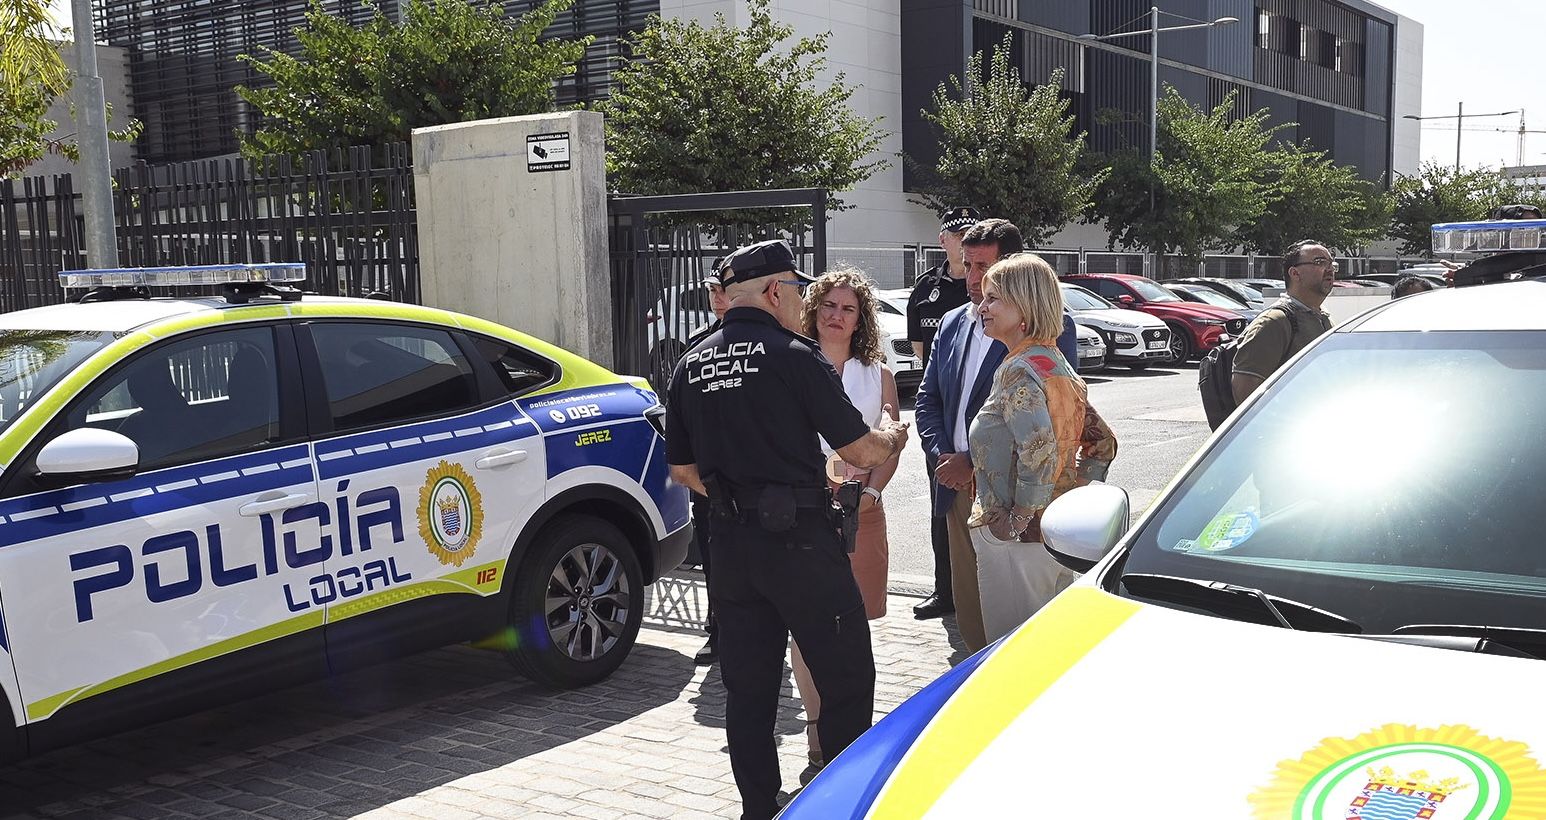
[
  {"left": 0, "top": 264, "right": 690, "bottom": 762},
  {"left": 783, "top": 270, "right": 1546, "bottom": 818}
]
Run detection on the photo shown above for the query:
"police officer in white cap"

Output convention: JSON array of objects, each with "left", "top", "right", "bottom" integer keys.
[{"left": 665, "top": 239, "right": 909, "bottom": 819}]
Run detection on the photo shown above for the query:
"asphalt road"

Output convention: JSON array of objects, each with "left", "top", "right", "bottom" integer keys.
[{"left": 885, "top": 360, "right": 1209, "bottom": 588}]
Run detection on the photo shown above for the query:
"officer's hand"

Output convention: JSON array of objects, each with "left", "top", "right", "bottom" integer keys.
[
  {"left": 879, "top": 404, "right": 910, "bottom": 448},
  {"left": 935, "top": 452, "right": 972, "bottom": 491}
]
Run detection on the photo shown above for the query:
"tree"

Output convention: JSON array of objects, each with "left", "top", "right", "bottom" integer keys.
[
  {"left": 1090, "top": 87, "right": 1281, "bottom": 264},
  {"left": 911, "top": 34, "right": 1104, "bottom": 246},
  {"left": 602, "top": 0, "right": 886, "bottom": 217},
  {"left": 238, "top": 0, "right": 589, "bottom": 159},
  {"left": 1388, "top": 163, "right": 1526, "bottom": 257},
  {"left": 1236, "top": 141, "right": 1391, "bottom": 256},
  {"left": 0, "top": 4, "right": 141, "bottom": 179}
]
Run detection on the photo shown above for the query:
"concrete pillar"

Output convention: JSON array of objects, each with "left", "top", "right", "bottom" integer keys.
[{"left": 412, "top": 111, "right": 612, "bottom": 368}]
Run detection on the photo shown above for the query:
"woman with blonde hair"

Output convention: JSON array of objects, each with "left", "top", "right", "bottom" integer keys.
[
  {"left": 790, "top": 265, "right": 899, "bottom": 766},
  {"left": 968, "top": 253, "right": 1118, "bottom": 643}
]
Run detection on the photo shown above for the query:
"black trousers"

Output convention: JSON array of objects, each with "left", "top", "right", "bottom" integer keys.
[
  {"left": 924, "top": 449, "right": 952, "bottom": 600},
  {"left": 691, "top": 498, "right": 716, "bottom": 638},
  {"left": 707, "top": 511, "right": 876, "bottom": 820}
]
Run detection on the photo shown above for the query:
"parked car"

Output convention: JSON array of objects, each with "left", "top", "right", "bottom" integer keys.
[
  {"left": 1059, "top": 283, "right": 1172, "bottom": 370},
  {"left": 1061, "top": 273, "right": 1246, "bottom": 362},
  {"left": 1172, "top": 277, "right": 1266, "bottom": 310},
  {"left": 0, "top": 264, "right": 692, "bottom": 762},
  {"left": 1240, "top": 278, "right": 1286, "bottom": 293},
  {"left": 1072, "top": 322, "right": 1106, "bottom": 372},
  {"left": 1166, "top": 283, "right": 1263, "bottom": 321},
  {"left": 1357, "top": 272, "right": 1449, "bottom": 289},
  {"left": 876, "top": 288, "right": 925, "bottom": 386},
  {"left": 785, "top": 279, "right": 1546, "bottom": 820}
]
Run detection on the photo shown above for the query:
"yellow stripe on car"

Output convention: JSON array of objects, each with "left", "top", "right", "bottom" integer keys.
[{"left": 868, "top": 588, "right": 1139, "bottom": 819}]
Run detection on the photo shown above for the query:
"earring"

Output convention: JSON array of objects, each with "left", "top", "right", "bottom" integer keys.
[{"left": 1019, "top": 321, "right": 1027, "bottom": 332}]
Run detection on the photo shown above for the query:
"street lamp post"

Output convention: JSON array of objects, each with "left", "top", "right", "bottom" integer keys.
[
  {"left": 1404, "top": 102, "right": 1518, "bottom": 172},
  {"left": 1080, "top": 7, "right": 1239, "bottom": 162},
  {"left": 70, "top": 0, "right": 119, "bottom": 268}
]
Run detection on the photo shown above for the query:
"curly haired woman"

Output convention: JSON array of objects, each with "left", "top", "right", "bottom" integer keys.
[{"left": 790, "top": 265, "right": 899, "bottom": 767}]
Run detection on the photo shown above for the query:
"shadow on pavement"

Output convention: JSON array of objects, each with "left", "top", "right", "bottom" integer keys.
[{"left": 0, "top": 641, "right": 694, "bottom": 818}]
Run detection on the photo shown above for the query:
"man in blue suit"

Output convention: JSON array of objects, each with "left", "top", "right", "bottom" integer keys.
[{"left": 914, "top": 218, "right": 1020, "bottom": 653}]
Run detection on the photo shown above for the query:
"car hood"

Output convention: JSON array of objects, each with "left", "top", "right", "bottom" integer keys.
[
  {"left": 1069, "top": 307, "right": 1168, "bottom": 329},
  {"left": 1142, "top": 301, "right": 1242, "bottom": 321},
  {"left": 785, "top": 587, "right": 1546, "bottom": 819}
]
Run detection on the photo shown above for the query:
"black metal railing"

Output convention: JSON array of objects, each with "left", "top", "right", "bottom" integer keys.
[{"left": 0, "top": 143, "right": 419, "bottom": 310}]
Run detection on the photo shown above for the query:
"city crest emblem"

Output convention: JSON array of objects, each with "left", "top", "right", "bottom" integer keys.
[
  {"left": 418, "top": 461, "right": 483, "bottom": 566},
  {"left": 1249, "top": 724, "right": 1546, "bottom": 820}
]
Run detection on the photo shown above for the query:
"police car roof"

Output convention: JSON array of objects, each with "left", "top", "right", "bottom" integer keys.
[
  {"left": 0, "top": 295, "right": 389, "bottom": 333},
  {"left": 1346, "top": 279, "right": 1546, "bottom": 333}
]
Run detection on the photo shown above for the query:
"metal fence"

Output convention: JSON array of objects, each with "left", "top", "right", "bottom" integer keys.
[
  {"left": 0, "top": 143, "right": 419, "bottom": 309},
  {"left": 608, "top": 188, "right": 827, "bottom": 394}
]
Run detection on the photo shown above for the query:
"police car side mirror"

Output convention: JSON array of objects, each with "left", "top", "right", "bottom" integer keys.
[
  {"left": 1041, "top": 483, "right": 1129, "bottom": 573},
  {"left": 35, "top": 428, "right": 140, "bottom": 482}
]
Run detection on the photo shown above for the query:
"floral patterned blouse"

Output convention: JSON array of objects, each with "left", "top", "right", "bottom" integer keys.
[{"left": 967, "top": 340, "right": 1118, "bottom": 533}]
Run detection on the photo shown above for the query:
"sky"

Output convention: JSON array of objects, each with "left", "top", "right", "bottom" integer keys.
[
  {"left": 1376, "top": 0, "right": 1546, "bottom": 170},
  {"left": 45, "top": 0, "right": 1544, "bottom": 170}
]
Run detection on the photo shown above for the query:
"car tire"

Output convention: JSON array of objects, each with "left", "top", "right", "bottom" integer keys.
[
  {"left": 648, "top": 341, "right": 685, "bottom": 392},
  {"left": 506, "top": 515, "right": 645, "bottom": 689},
  {"left": 1165, "top": 322, "right": 1193, "bottom": 362}
]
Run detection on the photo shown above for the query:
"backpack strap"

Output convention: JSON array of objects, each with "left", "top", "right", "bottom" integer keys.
[{"left": 1263, "top": 303, "right": 1299, "bottom": 368}]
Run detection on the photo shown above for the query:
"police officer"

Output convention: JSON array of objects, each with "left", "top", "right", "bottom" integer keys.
[
  {"left": 665, "top": 239, "right": 910, "bottom": 820},
  {"left": 905, "top": 206, "right": 978, "bottom": 620}
]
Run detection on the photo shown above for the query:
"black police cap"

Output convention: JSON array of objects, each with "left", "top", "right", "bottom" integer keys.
[
  {"left": 940, "top": 206, "right": 982, "bottom": 233},
  {"left": 719, "top": 240, "right": 815, "bottom": 286}
]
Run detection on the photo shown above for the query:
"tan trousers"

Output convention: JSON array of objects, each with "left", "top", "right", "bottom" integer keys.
[{"left": 946, "top": 489, "right": 987, "bottom": 652}]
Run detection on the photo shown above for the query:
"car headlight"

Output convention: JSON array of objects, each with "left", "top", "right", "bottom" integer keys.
[
  {"left": 1111, "top": 332, "right": 1137, "bottom": 345},
  {"left": 1188, "top": 318, "right": 1225, "bottom": 327}
]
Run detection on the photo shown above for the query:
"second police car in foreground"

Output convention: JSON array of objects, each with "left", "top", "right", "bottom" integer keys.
[
  {"left": 784, "top": 217, "right": 1546, "bottom": 819},
  {"left": 0, "top": 264, "right": 689, "bottom": 762}
]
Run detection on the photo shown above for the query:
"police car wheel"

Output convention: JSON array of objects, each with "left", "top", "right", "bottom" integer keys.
[{"left": 507, "top": 515, "right": 644, "bottom": 688}]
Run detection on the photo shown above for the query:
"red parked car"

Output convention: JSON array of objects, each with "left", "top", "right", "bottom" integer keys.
[{"left": 1061, "top": 273, "right": 1248, "bottom": 362}]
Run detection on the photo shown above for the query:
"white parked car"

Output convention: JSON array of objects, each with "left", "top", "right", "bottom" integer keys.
[
  {"left": 876, "top": 288, "right": 923, "bottom": 385},
  {"left": 1072, "top": 321, "right": 1106, "bottom": 372},
  {"left": 1059, "top": 283, "right": 1172, "bottom": 370}
]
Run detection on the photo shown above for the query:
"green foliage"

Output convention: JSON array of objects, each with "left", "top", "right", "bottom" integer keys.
[
  {"left": 912, "top": 35, "right": 1104, "bottom": 247},
  {"left": 1236, "top": 141, "right": 1392, "bottom": 256},
  {"left": 1091, "top": 87, "right": 1283, "bottom": 263},
  {"left": 238, "top": 0, "right": 589, "bottom": 159},
  {"left": 1389, "top": 163, "right": 1528, "bottom": 257},
  {"left": 0, "top": 0, "right": 68, "bottom": 97},
  {"left": 602, "top": 0, "right": 887, "bottom": 219},
  {"left": 1, "top": 82, "right": 143, "bottom": 179}
]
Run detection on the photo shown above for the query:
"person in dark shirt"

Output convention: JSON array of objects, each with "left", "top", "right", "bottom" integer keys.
[
  {"left": 665, "top": 239, "right": 909, "bottom": 820},
  {"left": 683, "top": 262, "right": 731, "bottom": 665},
  {"left": 905, "top": 207, "right": 976, "bottom": 620}
]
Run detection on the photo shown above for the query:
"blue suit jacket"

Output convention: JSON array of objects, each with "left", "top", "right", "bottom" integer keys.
[{"left": 915, "top": 304, "right": 1008, "bottom": 517}]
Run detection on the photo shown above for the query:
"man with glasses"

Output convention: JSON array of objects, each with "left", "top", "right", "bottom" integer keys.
[
  {"left": 1231, "top": 239, "right": 1337, "bottom": 404},
  {"left": 666, "top": 238, "right": 910, "bottom": 819}
]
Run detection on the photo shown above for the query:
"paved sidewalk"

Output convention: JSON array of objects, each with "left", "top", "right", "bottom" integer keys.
[{"left": 0, "top": 570, "right": 962, "bottom": 820}]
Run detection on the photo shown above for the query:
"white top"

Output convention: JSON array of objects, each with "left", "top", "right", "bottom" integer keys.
[
  {"left": 953, "top": 305, "right": 991, "bottom": 453},
  {"left": 820, "top": 357, "right": 884, "bottom": 456}
]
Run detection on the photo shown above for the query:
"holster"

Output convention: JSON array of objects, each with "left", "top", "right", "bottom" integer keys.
[
  {"left": 702, "top": 474, "right": 738, "bottom": 521},
  {"left": 832, "top": 480, "right": 863, "bottom": 554}
]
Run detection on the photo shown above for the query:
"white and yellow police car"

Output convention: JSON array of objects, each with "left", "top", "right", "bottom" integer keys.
[
  {"left": 785, "top": 267, "right": 1546, "bottom": 819},
  {"left": 0, "top": 264, "right": 690, "bottom": 762}
]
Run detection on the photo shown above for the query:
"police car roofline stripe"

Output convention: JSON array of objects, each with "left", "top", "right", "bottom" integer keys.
[{"left": 866, "top": 588, "right": 1139, "bottom": 818}]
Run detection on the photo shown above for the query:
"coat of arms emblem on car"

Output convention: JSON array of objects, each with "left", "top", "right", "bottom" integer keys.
[
  {"left": 418, "top": 460, "right": 483, "bottom": 566},
  {"left": 1249, "top": 724, "right": 1546, "bottom": 819}
]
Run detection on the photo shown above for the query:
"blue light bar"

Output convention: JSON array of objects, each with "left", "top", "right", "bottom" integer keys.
[
  {"left": 58, "top": 263, "right": 306, "bottom": 289},
  {"left": 1431, "top": 219, "right": 1546, "bottom": 255}
]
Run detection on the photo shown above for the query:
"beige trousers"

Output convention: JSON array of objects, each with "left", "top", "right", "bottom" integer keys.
[{"left": 946, "top": 489, "right": 987, "bottom": 652}]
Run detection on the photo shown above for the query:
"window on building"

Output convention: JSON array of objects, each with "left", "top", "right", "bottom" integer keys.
[{"left": 1257, "top": 9, "right": 1270, "bottom": 50}]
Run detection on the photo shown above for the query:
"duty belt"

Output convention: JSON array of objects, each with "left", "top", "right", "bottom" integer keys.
[{"left": 729, "top": 486, "right": 830, "bottom": 512}]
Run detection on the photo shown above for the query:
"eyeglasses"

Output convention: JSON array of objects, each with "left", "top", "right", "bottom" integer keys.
[
  {"left": 1294, "top": 257, "right": 1338, "bottom": 268},
  {"left": 778, "top": 279, "right": 810, "bottom": 294}
]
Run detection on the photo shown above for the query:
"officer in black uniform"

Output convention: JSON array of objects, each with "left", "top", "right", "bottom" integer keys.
[
  {"left": 684, "top": 260, "right": 728, "bottom": 666},
  {"left": 905, "top": 206, "right": 978, "bottom": 620},
  {"left": 665, "top": 239, "right": 909, "bottom": 820}
]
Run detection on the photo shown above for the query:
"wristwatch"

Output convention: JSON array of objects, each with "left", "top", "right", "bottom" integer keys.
[{"left": 862, "top": 487, "right": 883, "bottom": 504}]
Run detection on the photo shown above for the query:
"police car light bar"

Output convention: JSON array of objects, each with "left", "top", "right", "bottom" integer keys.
[
  {"left": 58, "top": 263, "right": 307, "bottom": 290},
  {"left": 1431, "top": 219, "right": 1546, "bottom": 256}
]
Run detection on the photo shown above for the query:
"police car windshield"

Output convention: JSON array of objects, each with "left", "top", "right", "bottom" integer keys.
[
  {"left": 1120, "top": 330, "right": 1546, "bottom": 636},
  {"left": 0, "top": 330, "right": 116, "bottom": 435}
]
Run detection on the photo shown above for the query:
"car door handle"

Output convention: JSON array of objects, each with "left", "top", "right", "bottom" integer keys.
[
  {"left": 239, "top": 491, "right": 313, "bottom": 518},
  {"left": 476, "top": 449, "right": 528, "bottom": 470}
]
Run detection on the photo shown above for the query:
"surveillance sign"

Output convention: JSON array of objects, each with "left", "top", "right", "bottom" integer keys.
[{"left": 527, "top": 132, "right": 571, "bottom": 172}]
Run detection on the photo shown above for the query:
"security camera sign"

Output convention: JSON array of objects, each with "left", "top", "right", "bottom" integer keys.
[{"left": 527, "top": 132, "right": 571, "bottom": 172}]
